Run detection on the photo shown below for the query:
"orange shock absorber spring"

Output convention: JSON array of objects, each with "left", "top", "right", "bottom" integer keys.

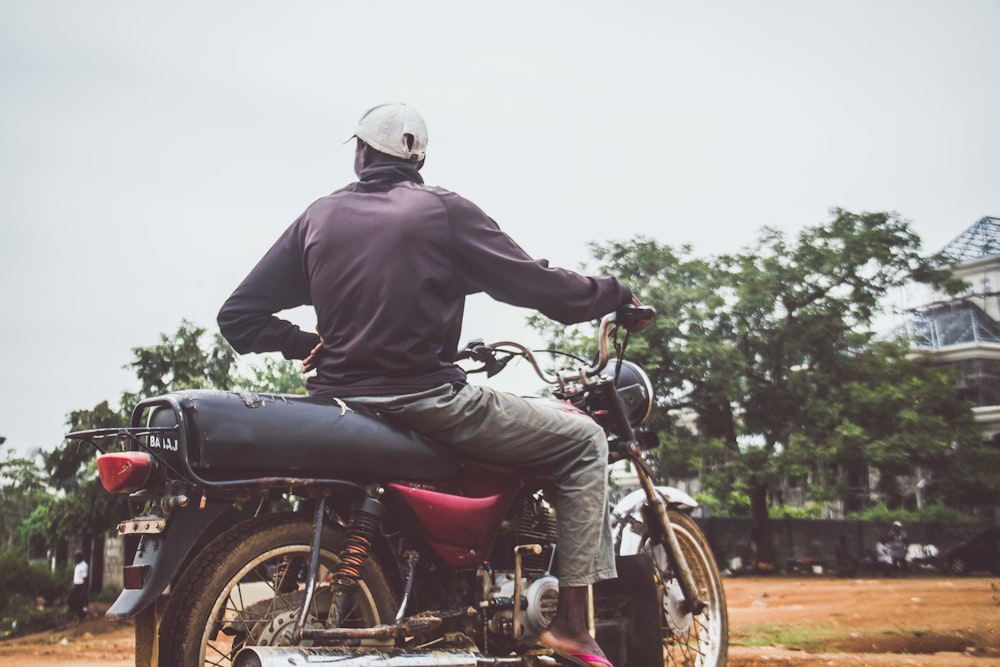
[{"left": 329, "top": 496, "right": 383, "bottom": 627}]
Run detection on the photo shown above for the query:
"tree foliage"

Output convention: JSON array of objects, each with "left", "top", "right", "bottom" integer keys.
[
  {"left": 242, "top": 355, "right": 309, "bottom": 395},
  {"left": 120, "top": 319, "right": 239, "bottom": 412},
  {"left": 0, "top": 442, "right": 48, "bottom": 552},
  {"left": 533, "top": 209, "right": 986, "bottom": 565}
]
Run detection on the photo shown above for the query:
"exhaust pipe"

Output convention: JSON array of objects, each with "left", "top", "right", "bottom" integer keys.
[{"left": 233, "top": 647, "right": 502, "bottom": 667}]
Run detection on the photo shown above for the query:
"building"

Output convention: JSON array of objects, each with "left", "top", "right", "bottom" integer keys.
[{"left": 895, "top": 216, "right": 1000, "bottom": 440}]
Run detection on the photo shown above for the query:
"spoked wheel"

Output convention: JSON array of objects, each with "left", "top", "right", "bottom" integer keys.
[
  {"left": 157, "top": 514, "right": 396, "bottom": 667},
  {"left": 639, "top": 510, "right": 728, "bottom": 667}
]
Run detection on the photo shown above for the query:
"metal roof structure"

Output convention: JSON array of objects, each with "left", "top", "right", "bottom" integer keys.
[
  {"left": 896, "top": 300, "right": 1000, "bottom": 349},
  {"left": 885, "top": 216, "right": 1000, "bottom": 350},
  {"left": 940, "top": 216, "right": 1000, "bottom": 262}
]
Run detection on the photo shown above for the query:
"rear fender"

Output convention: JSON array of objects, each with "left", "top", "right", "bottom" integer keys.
[
  {"left": 106, "top": 499, "right": 245, "bottom": 620},
  {"left": 611, "top": 486, "right": 698, "bottom": 556}
]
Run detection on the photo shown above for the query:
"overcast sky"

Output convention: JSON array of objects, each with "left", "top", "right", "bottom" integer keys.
[{"left": 2, "top": 0, "right": 998, "bottom": 456}]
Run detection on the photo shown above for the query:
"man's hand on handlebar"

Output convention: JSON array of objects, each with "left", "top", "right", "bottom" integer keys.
[{"left": 617, "top": 295, "right": 655, "bottom": 333}]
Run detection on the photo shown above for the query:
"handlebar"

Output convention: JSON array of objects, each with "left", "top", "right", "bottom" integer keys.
[{"left": 457, "top": 305, "right": 655, "bottom": 389}]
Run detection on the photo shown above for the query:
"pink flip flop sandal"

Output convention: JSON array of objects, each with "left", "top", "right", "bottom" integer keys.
[{"left": 546, "top": 648, "right": 615, "bottom": 667}]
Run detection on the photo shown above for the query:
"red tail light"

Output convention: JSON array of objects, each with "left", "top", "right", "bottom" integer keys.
[{"left": 96, "top": 452, "right": 153, "bottom": 493}]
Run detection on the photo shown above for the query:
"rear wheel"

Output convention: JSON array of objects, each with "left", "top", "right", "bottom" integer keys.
[
  {"left": 638, "top": 510, "right": 728, "bottom": 667},
  {"left": 157, "top": 514, "right": 396, "bottom": 667}
]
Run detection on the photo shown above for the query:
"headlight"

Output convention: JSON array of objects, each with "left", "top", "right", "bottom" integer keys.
[{"left": 605, "top": 358, "right": 654, "bottom": 426}]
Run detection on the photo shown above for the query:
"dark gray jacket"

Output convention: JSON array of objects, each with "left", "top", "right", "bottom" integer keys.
[{"left": 218, "top": 163, "right": 633, "bottom": 397}]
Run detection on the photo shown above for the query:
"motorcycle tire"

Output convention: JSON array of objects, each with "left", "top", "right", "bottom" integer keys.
[
  {"left": 157, "top": 513, "right": 397, "bottom": 667},
  {"left": 640, "top": 509, "right": 728, "bottom": 667}
]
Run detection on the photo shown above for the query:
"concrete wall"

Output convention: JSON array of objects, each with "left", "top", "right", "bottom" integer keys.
[
  {"left": 695, "top": 517, "right": 991, "bottom": 570},
  {"left": 103, "top": 535, "right": 124, "bottom": 590}
]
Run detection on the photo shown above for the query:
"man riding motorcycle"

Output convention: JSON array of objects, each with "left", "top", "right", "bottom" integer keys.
[{"left": 217, "top": 102, "right": 648, "bottom": 667}]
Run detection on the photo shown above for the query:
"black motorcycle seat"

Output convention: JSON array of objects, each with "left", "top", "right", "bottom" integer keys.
[{"left": 147, "top": 390, "right": 461, "bottom": 482}]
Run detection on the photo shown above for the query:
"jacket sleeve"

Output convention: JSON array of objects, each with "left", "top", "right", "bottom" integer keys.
[
  {"left": 217, "top": 218, "right": 320, "bottom": 360},
  {"left": 443, "top": 195, "right": 633, "bottom": 324}
]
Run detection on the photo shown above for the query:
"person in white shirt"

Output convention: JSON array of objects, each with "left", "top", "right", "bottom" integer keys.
[{"left": 68, "top": 551, "right": 89, "bottom": 620}]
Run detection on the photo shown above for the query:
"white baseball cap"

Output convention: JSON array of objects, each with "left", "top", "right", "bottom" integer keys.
[{"left": 353, "top": 103, "right": 428, "bottom": 161}]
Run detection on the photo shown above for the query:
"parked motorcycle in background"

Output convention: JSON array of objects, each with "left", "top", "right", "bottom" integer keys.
[{"left": 68, "top": 306, "right": 728, "bottom": 667}]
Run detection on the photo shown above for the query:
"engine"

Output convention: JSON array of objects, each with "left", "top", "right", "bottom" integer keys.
[
  {"left": 483, "top": 492, "right": 560, "bottom": 642},
  {"left": 513, "top": 490, "right": 558, "bottom": 576}
]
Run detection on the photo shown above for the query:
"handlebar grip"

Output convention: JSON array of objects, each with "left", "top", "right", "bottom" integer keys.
[{"left": 615, "top": 304, "right": 656, "bottom": 332}]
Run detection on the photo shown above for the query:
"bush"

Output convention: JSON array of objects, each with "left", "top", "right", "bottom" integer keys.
[
  {"left": 695, "top": 491, "right": 751, "bottom": 517},
  {"left": 0, "top": 597, "right": 62, "bottom": 639},
  {"left": 769, "top": 504, "right": 825, "bottom": 520},
  {"left": 0, "top": 548, "right": 68, "bottom": 633},
  {"left": 25, "top": 562, "right": 66, "bottom": 603},
  {"left": 845, "top": 502, "right": 977, "bottom": 524}
]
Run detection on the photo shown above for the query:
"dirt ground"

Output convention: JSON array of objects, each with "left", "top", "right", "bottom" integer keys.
[
  {"left": 724, "top": 575, "right": 999, "bottom": 666},
  {"left": 0, "top": 575, "right": 997, "bottom": 666}
]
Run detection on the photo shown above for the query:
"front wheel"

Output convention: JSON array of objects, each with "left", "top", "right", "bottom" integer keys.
[
  {"left": 157, "top": 514, "right": 397, "bottom": 667},
  {"left": 637, "top": 510, "right": 728, "bottom": 667}
]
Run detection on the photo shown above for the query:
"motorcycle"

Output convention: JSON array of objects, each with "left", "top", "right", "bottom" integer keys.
[{"left": 68, "top": 307, "right": 728, "bottom": 667}]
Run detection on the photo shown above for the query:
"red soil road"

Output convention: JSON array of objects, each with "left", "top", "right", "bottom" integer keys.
[
  {"left": 725, "top": 575, "right": 999, "bottom": 666},
  {"left": 0, "top": 576, "right": 997, "bottom": 666}
]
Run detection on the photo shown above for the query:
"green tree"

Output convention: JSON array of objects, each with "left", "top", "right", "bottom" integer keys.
[
  {"left": 242, "top": 355, "right": 309, "bottom": 395},
  {"left": 0, "top": 441, "right": 48, "bottom": 553},
  {"left": 120, "top": 319, "right": 238, "bottom": 411},
  {"left": 533, "top": 209, "right": 971, "bottom": 566},
  {"left": 719, "top": 210, "right": 963, "bottom": 563},
  {"left": 788, "top": 338, "right": 983, "bottom": 509},
  {"left": 937, "top": 431, "right": 1000, "bottom": 508}
]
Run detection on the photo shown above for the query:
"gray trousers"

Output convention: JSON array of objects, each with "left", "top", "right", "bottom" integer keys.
[{"left": 346, "top": 382, "right": 616, "bottom": 587}]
